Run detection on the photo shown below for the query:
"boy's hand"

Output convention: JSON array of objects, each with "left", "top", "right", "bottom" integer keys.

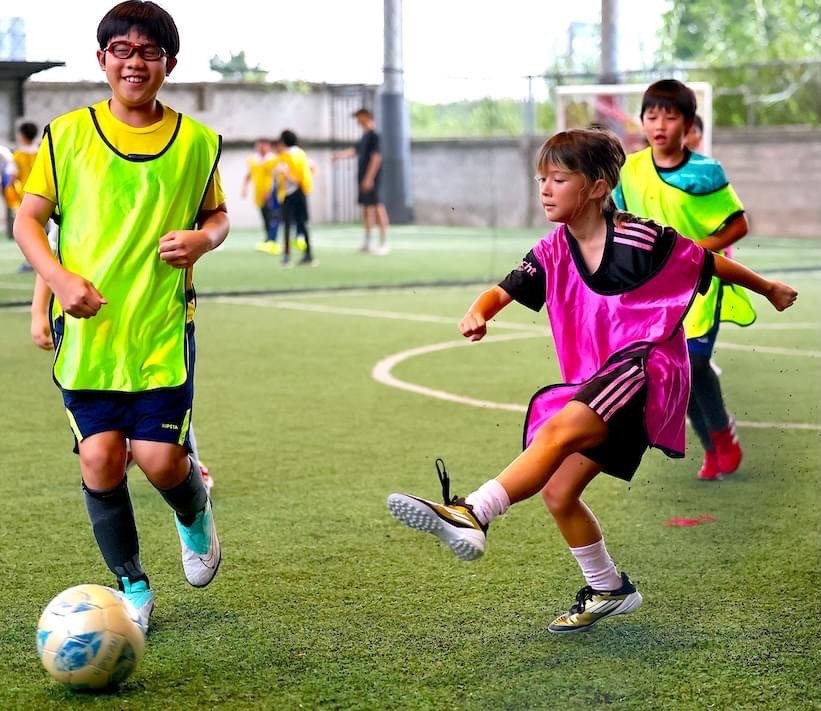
[
  {"left": 158, "top": 230, "right": 211, "bottom": 268},
  {"left": 51, "top": 271, "right": 106, "bottom": 319},
  {"left": 766, "top": 281, "right": 798, "bottom": 311},
  {"left": 31, "top": 314, "right": 54, "bottom": 350},
  {"left": 459, "top": 312, "right": 488, "bottom": 341}
]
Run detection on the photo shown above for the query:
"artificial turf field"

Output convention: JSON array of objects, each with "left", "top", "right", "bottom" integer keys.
[{"left": 0, "top": 227, "right": 819, "bottom": 709}]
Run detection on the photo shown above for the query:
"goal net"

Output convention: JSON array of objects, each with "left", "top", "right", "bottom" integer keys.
[{"left": 554, "top": 82, "right": 713, "bottom": 155}]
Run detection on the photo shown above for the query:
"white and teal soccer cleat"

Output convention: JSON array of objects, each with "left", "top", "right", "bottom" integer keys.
[
  {"left": 175, "top": 498, "right": 221, "bottom": 588},
  {"left": 118, "top": 577, "right": 154, "bottom": 635}
]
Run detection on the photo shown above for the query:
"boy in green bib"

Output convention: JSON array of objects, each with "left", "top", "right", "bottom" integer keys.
[
  {"left": 613, "top": 79, "right": 754, "bottom": 482},
  {"left": 13, "top": 1, "right": 229, "bottom": 632}
]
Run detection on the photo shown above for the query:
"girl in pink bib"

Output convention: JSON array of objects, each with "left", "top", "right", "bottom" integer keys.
[{"left": 387, "top": 129, "right": 797, "bottom": 634}]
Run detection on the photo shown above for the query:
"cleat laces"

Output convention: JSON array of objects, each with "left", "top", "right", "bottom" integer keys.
[
  {"left": 434, "top": 458, "right": 486, "bottom": 531},
  {"left": 570, "top": 586, "right": 596, "bottom": 614},
  {"left": 436, "top": 458, "right": 455, "bottom": 504}
]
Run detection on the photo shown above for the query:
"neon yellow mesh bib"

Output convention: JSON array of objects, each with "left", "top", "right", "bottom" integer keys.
[
  {"left": 620, "top": 148, "right": 756, "bottom": 338},
  {"left": 49, "top": 106, "right": 221, "bottom": 392}
]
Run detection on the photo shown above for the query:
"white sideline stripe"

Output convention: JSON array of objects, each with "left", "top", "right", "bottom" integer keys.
[
  {"left": 733, "top": 420, "right": 821, "bottom": 431},
  {"left": 741, "top": 322, "right": 819, "bottom": 331},
  {"left": 208, "top": 296, "right": 821, "bottom": 432},
  {"left": 0, "top": 281, "right": 34, "bottom": 290},
  {"left": 716, "top": 342, "right": 821, "bottom": 358},
  {"left": 212, "top": 296, "right": 548, "bottom": 332}
]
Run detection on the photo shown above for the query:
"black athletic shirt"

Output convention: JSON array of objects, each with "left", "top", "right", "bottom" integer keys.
[{"left": 499, "top": 213, "right": 715, "bottom": 312}]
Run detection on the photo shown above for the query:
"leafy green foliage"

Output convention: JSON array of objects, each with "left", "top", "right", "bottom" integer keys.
[
  {"left": 659, "top": 0, "right": 821, "bottom": 125},
  {"left": 208, "top": 51, "right": 268, "bottom": 82},
  {"left": 410, "top": 98, "right": 555, "bottom": 138}
]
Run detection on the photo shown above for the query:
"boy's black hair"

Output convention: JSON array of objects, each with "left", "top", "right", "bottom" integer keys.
[
  {"left": 353, "top": 107, "right": 373, "bottom": 118},
  {"left": 692, "top": 114, "right": 704, "bottom": 132},
  {"left": 97, "top": 1, "right": 180, "bottom": 58},
  {"left": 640, "top": 79, "right": 697, "bottom": 122},
  {"left": 280, "top": 130, "right": 298, "bottom": 147},
  {"left": 17, "top": 121, "right": 39, "bottom": 142}
]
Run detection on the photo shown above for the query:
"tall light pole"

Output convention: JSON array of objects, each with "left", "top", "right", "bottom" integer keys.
[
  {"left": 381, "top": 0, "right": 413, "bottom": 223},
  {"left": 600, "top": 0, "right": 620, "bottom": 84}
]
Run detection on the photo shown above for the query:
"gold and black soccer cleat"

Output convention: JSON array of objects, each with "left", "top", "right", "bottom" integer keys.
[{"left": 387, "top": 458, "right": 487, "bottom": 561}]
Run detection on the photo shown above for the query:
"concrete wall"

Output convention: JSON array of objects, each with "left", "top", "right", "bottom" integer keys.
[
  {"left": 711, "top": 126, "right": 821, "bottom": 237},
  {"left": 5, "top": 81, "right": 821, "bottom": 237},
  {"left": 6, "top": 81, "right": 373, "bottom": 233},
  {"left": 410, "top": 128, "right": 821, "bottom": 237}
]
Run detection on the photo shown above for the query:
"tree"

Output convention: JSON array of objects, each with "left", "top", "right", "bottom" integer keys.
[
  {"left": 208, "top": 51, "right": 267, "bottom": 82},
  {"left": 659, "top": 0, "right": 821, "bottom": 125}
]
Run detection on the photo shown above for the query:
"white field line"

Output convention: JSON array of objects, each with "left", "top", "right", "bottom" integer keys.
[
  {"left": 716, "top": 342, "right": 821, "bottom": 358},
  {"left": 371, "top": 333, "right": 540, "bottom": 413},
  {"left": 212, "top": 296, "right": 547, "bottom": 332},
  {"left": 214, "top": 296, "right": 817, "bottom": 338},
  {"left": 0, "top": 281, "right": 35, "bottom": 290},
  {"left": 216, "top": 295, "right": 821, "bottom": 432}
]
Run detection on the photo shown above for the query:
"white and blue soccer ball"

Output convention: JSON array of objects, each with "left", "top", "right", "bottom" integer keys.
[{"left": 36, "top": 584, "right": 145, "bottom": 690}]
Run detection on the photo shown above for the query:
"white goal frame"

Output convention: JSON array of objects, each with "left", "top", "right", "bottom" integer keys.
[{"left": 554, "top": 82, "right": 713, "bottom": 155}]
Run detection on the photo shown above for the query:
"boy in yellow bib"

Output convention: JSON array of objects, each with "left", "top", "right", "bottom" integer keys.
[
  {"left": 13, "top": 0, "right": 228, "bottom": 632},
  {"left": 614, "top": 80, "right": 753, "bottom": 481}
]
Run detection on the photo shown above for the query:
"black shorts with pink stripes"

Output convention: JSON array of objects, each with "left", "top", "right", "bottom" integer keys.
[{"left": 574, "top": 357, "right": 649, "bottom": 481}]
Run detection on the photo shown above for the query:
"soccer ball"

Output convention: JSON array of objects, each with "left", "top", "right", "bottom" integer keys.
[{"left": 36, "top": 584, "right": 145, "bottom": 690}]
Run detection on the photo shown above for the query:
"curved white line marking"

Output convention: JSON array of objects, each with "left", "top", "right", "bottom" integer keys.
[
  {"left": 371, "top": 333, "right": 539, "bottom": 412},
  {"left": 372, "top": 334, "right": 821, "bottom": 432},
  {"left": 213, "top": 296, "right": 821, "bottom": 432}
]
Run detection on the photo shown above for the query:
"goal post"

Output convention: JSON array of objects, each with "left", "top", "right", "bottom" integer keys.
[{"left": 554, "top": 82, "right": 713, "bottom": 155}]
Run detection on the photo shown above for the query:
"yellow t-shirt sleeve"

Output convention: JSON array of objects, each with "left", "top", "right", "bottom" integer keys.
[
  {"left": 202, "top": 169, "right": 226, "bottom": 211},
  {"left": 23, "top": 135, "right": 58, "bottom": 204}
]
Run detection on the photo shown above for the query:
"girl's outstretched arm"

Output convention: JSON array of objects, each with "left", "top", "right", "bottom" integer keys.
[
  {"left": 459, "top": 285, "right": 513, "bottom": 341},
  {"left": 714, "top": 254, "right": 797, "bottom": 311}
]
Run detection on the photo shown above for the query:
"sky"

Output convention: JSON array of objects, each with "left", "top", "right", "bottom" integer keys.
[{"left": 5, "top": 0, "right": 670, "bottom": 102}]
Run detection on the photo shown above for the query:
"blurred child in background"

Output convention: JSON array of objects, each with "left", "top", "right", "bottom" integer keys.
[{"left": 614, "top": 80, "right": 754, "bottom": 481}]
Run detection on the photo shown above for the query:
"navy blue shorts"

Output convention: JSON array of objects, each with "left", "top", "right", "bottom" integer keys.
[
  {"left": 59, "top": 324, "right": 195, "bottom": 452},
  {"left": 687, "top": 318, "right": 720, "bottom": 358}
]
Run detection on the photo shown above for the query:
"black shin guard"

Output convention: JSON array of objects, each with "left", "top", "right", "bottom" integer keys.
[
  {"left": 690, "top": 354, "right": 730, "bottom": 434},
  {"left": 156, "top": 459, "right": 207, "bottom": 526},
  {"left": 83, "top": 477, "right": 146, "bottom": 583}
]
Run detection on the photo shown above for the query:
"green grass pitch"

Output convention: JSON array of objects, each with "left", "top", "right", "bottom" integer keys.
[{"left": 0, "top": 227, "right": 819, "bottom": 709}]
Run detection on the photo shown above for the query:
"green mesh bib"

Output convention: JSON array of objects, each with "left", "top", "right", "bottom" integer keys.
[
  {"left": 50, "top": 106, "right": 220, "bottom": 391},
  {"left": 620, "top": 148, "right": 755, "bottom": 338}
]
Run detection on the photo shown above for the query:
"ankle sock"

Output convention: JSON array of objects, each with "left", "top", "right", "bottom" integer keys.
[
  {"left": 569, "top": 539, "right": 623, "bottom": 591},
  {"left": 465, "top": 479, "right": 510, "bottom": 526}
]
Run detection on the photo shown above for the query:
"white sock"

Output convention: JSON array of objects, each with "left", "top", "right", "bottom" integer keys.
[
  {"left": 569, "top": 539, "right": 623, "bottom": 591},
  {"left": 464, "top": 479, "right": 510, "bottom": 526}
]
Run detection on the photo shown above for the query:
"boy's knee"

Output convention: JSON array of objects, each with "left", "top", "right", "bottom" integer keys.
[
  {"left": 78, "top": 440, "right": 126, "bottom": 486},
  {"left": 132, "top": 442, "right": 189, "bottom": 483}
]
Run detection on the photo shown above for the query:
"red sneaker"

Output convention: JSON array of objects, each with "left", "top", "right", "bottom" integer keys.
[
  {"left": 697, "top": 449, "right": 722, "bottom": 481},
  {"left": 711, "top": 421, "right": 743, "bottom": 475}
]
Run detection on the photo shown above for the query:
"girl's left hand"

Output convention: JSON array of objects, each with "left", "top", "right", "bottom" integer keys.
[{"left": 766, "top": 281, "right": 798, "bottom": 311}]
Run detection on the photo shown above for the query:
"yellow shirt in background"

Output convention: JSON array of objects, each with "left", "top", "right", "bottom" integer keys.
[
  {"left": 247, "top": 152, "right": 278, "bottom": 207},
  {"left": 25, "top": 99, "right": 225, "bottom": 210}
]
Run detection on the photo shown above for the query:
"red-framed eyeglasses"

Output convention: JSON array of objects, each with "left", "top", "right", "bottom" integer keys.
[{"left": 104, "top": 41, "right": 167, "bottom": 61}]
